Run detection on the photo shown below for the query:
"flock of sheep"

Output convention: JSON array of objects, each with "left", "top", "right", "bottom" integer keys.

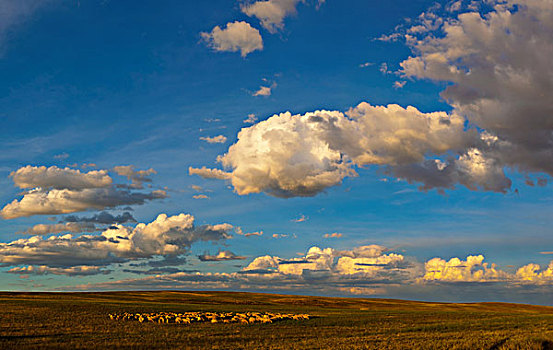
[{"left": 109, "top": 311, "right": 311, "bottom": 324}]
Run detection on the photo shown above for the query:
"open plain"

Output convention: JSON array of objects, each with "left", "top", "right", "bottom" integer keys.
[{"left": 1, "top": 291, "right": 553, "bottom": 349}]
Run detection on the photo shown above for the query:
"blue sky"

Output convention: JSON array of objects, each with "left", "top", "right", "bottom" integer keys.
[{"left": 1, "top": 0, "right": 553, "bottom": 304}]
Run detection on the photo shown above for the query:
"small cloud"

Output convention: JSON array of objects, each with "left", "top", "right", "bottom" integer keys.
[
  {"left": 190, "top": 185, "right": 203, "bottom": 192},
  {"left": 81, "top": 163, "right": 97, "bottom": 169},
  {"left": 235, "top": 227, "right": 263, "bottom": 237},
  {"left": 272, "top": 233, "right": 288, "bottom": 239},
  {"left": 113, "top": 165, "right": 157, "bottom": 189},
  {"left": 54, "top": 153, "right": 69, "bottom": 160},
  {"left": 323, "top": 233, "right": 343, "bottom": 238},
  {"left": 253, "top": 82, "right": 277, "bottom": 97},
  {"left": 199, "top": 135, "right": 227, "bottom": 144},
  {"left": 359, "top": 62, "right": 373, "bottom": 68},
  {"left": 539, "top": 251, "right": 553, "bottom": 255},
  {"left": 201, "top": 21, "right": 263, "bottom": 57},
  {"left": 380, "top": 63, "right": 390, "bottom": 74},
  {"left": 244, "top": 114, "right": 258, "bottom": 124},
  {"left": 394, "top": 81, "right": 407, "bottom": 89},
  {"left": 292, "top": 214, "right": 308, "bottom": 223},
  {"left": 193, "top": 194, "right": 209, "bottom": 200},
  {"left": 198, "top": 250, "right": 246, "bottom": 262},
  {"left": 189, "top": 166, "right": 232, "bottom": 180},
  {"left": 376, "top": 32, "right": 402, "bottom": 42}
]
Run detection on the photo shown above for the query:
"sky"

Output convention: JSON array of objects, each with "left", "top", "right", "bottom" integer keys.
[{"left": 1, "top": 0, "right": 553, "bottom": 304}]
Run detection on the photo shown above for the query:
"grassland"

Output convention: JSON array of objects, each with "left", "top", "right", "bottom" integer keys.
[{"left": 1, "top": 291, "right": 553, "bottom": 349}]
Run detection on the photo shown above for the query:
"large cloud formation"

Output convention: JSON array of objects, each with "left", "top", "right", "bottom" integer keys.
[
  {"left": 0, "top": 213, "right": 232, "bottom": 271},
  {"left": 400, "top": 0, "right": 553, "bottom": 179},
  {"left": 54, "top": 248, "right": 553, "bottom": 302},
  {"left": 192, "top": 0, "right": 552, "bottom": 197},
  {"left": 61, "top": 245, "right": 417, "bottom": 295},
  {"left": 1, "top": 165, "right": 166, "bottom": 219},
  {"left": 191, "top": 104, "right": 509, "bottom": 197}
]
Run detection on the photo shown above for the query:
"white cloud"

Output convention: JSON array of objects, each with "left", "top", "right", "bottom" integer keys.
[
  {"left": 243, "top": 245, "right": 409, "bottom": 278},
  {"left": 51, "top": 246, "right": 553, "bottom": 300},
  {"left": 11, "top": 165, "right": 112, "bottom": 190},
  {"left": 192, "top": 0, "right": 553, "bottom": 198},
  {"left": 244, "top": 114, "right": 258, "bottom": 124},
  {"left": 241, "top": 0, "right": 302, "bottom": 33},
  {"left": 199, "top": 135, "right": 227, "bottom": 144},
  {"left": 516, "top": 262, "right": 553, "bottom": 284},
  {"left": 69, "top": 244, "right": 414, "bottom": 295},
  {"left": 422, "top": 255, "right": 509, "bottom": 282},
  {"left": 188, "top": 166, "right": 231, "bottom": 180},
  {"left": 1, "top": 165, "right": 165, "bottom": 219},
  {"left": 0, "top": 213, "right": 233, "bottom": 269},
  {"left": 323, "top": 232, "right": 342, "bottom": 238},
  {"left": 1, "top": 187, "right": 166, "bottom": 219},
  {"left": 253, "top": 85, "right": 272, "bottom": 96},
  {"left": 422, "top": 254, "right": 553, "bottom": 285},
  {"left": 400, "top": 0, "right": 553, "bottom": 180},
  {"left": 192, "top": 103, "right": 501, "bottom": 197},
  {"left": 201, "top": 21, "right": 263, "bottom": 57}
]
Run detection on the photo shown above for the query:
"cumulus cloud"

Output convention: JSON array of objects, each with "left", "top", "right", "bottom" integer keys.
[
  {"left": 192, "top": 103, "right": 504, "bottom": 197},
  {"left": 399, "top": 0, "right": 553, "bottom": 181},
  {"left": 201, "top": 21, "right": 263, "bottom": 57},
  {"left": 198, "top": 250, "right": 247, "bottom": 262},
  {"left": 192, "top": 0, "right": 553, "bottom": 198},
  {"left": 0, "top": 213, "right": 233, "bottom": 269},
  {"left": 67, "top": 244, "right": 415, "bottom": 295},
  {"left": 7, "top": 265, "right": 110, "bottom": 276},
  {"left": 323, "top": 232, "right": 342, "bottom": 238},
  {"left": 51, "top": 245, "right": 553, "bottom": 300},
  {"left": 516, "top": 262, "right": 553, "bottom": 284},
  {"left": 422, "top": 255, "right": 509, "bottom": 282},
  {"left": 1, "top": 165, "right": 166, "bottom": 219},
  {"left": 422, "top": 254, "right": 553, "bottom": 286},
  {"left": 199, "top": 135, "right": 227, "bottom": 144},
  {"left": 244, "top": 245, "right": 410, "bottom": 278},
  {"left": 241, "top": 0, "right": 302, "bottom": 33}
]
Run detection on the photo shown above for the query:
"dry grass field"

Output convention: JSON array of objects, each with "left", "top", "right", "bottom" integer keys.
[{"left": 1, "top": 291, "right": 553, "bottom": 349}]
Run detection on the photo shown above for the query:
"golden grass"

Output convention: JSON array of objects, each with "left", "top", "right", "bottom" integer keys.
[{"left": 1, "top": 291, "right": 553, "bottom": 349}]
